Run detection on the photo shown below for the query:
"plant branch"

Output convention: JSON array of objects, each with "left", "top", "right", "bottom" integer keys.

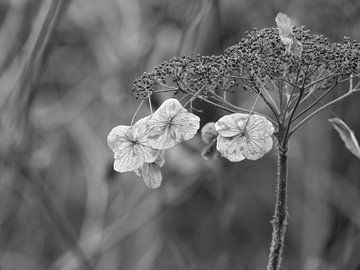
[
  {"left": 292, "top": 81, "right": 338, "bottom": 122},
  {"left": 289, "top": 88, "right": 360, "bottom": 136}
]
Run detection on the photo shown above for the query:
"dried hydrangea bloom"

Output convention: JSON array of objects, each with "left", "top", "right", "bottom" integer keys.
[
  {"left": 145, "top": 98, "right": 200, "bottom": 149},
  {"left": 215, "top": 113, "right": 274, "bottom": 161},
  {"left": 107, "top": 117, "right": 160, "bottom": 173},
  {"left": 201, "top": 122, "right": 218, "bottom": 144},
  {"left": 134, "top": 151, "right": 165, "bottom": 189},
  {"left": 275, "top": 12, "right": 303, "bottom": 57}
]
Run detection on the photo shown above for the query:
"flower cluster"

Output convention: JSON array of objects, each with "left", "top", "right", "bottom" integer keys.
[
  {"left": 132, "top": 16, "right": 360, "bottom": 102},
  {"left": 132, "top": 55, "right": 237, "bottom": 99},
  {"left": 108, "top": 97, "right": 275, "bottom": 188},
  {"left": 107, "top": 98, "right": 200, "bottom": 188}
]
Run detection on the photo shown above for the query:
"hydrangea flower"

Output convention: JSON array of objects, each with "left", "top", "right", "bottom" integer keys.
[
  {"left": 275, "top": 12, "right": 303, "bottom": 57},
  {"left": 107, "top": 117, "right": 160, "bottom": 173},
  {"left": 215, "top": 113, "right": 274, "bottom": 161},
  {"left": 201, "top": 122, "right": 218, "bottom": 160},
  {"left": 145, "top": 98, "right": 200, "bottom": 149},
  {"left": 134, "top": 151, "right": 165, "bottom": 189}
]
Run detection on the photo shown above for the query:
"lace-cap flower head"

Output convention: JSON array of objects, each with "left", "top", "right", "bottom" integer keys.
[
  {"left": 134, "top": 151, "right": 165, "bottom": 189},
  {"left": 145, "top": 98, "right": 200, "bottom": 149},
  {"left": 107, "top": 117, "right": 160, "bottom": 173},
  {"left": 275, "top": 12, "right": 303, "bottom": 57},
  {"left": 215, "top": 113, "right": 274, "bottom": 162}
]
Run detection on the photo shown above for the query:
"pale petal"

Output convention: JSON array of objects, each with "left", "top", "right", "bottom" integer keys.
[
  {"left": 107, "top": 125, "right": 132, "bottom": 153},
  {"left": 131, "top": 116, "right": 152, "bottom": 141},
  {"left": 136, "top": 144, "right": 160, "bottom": 163},
  {"left": 215, "top": 113, "right": 248, "bottom": 137},
  {"left": 201, "top": 122, "right": 217, "bottom": 144},
  {"left": 241, "top": 136, "right": 273, "bottom": 160},
  {"left": 275, "top": 12, "right": 293, "bottom": 42},
  {"left": 145, "top": 98, "right": 200, "bottom": 149},
  {"left": 154, "top": 151, "right": 166, "bottom": 167},
  {"left": 154, "top": 98, "right": 184, "bottom": 120},
  {"left": 113, "top": 146, "right": 145, "bottom": 172},
  {"left": 135, "top": 163, "right": 163, "bottom": 189},
  {"left": 246, "top": 115, "right": 275, "bottom": 137},
  {"left": 171, "top": 111, "right": 200, "bottom": 141},
  {"left": 216, "top": 135, "right": 245, "bottom": 162}
]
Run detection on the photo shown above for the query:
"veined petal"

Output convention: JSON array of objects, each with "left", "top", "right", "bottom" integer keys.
[
  {"left": 246, "top": 115, "right": 274, "bottom": 137},
  {"left": 215, "top": 113, "right": 248, "bottom": 137},
  {"left": 136, "top": 144, "right": 160, "bottom": 164},
  {"left": 113, "top": 145, "right": 145, "bottom": 172},
  {"left": 154, "top": 98, "right": 184, "bottom": 120},
  {"left": 145, "top": 98, "right": 200, "bottom": 149},
  {"left": 241, "top": 136, "right": 273, "bottom": 160},
  {"left": 135, "top": 163, "right": 163, "bottom": 189},
  {"left": 275, "top": 12, "right": 293, "bottom": 42},
  {"left": 107, "top": 125, "right": 132, "bottom": 153},
  {"left": 216, "top": 135, "right": 246, "bottom": 162}
]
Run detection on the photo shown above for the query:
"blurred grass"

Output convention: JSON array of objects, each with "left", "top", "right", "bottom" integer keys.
[{"left": 0, "top": 0, "right": 360, "bottom": 270}]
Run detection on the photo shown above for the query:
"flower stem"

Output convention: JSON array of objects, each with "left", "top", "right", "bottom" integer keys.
[{"left": 267, "top": 138, "right": 289, "bottom": 270}]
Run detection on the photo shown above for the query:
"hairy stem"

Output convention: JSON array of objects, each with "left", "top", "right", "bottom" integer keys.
[{"left": 267, "top": 138, "right": 289, "bottom": 270}]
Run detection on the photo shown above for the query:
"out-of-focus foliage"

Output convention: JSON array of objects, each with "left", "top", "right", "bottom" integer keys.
[{"left": 0, "top": 0, "right": 360, "bottom": 270}]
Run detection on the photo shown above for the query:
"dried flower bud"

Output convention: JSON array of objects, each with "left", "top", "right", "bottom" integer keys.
[{"left": 201, "top": 122, "right": 218, "bottom": 144}]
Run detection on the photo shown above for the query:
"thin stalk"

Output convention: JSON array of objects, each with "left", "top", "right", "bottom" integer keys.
[
  {"left": 267, "top": 137, "right": 289, "bottom": 270},
  {"left": 292, "top": 81, "right": 337, "bottom": 122},
  {"left": 289, "top": 88, "right": 360, "bottom": 136}
]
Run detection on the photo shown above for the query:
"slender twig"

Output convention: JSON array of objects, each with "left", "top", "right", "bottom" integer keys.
[
  {"left": 292, "top": 81, "right": 337, "bottom": 122},
  {"left": 241, "top": 79, "right": 281, "bottom": 124},
  {"left": 289, "top": 88, "right": 360, "bottom": 136},
  {"left": 176, "top": 79, "right": 276, "bottom": 124},
  {"left": 303, "top": 72, "right": 340, "bottom": 89},
  {"left": 281, "top": 76, "right": 307, "bottom": 146},
  {"left": 277, "top": 78, "right": 301, "bottom": 89}
]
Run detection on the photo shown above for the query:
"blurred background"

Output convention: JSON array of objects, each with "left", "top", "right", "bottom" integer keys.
[{"left": 0, "top": 0, "right": 360, "bottom": 269}]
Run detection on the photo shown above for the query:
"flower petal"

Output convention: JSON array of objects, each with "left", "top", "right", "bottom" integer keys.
[
  {"left": 134, "top": 163, "right": 163, "bottom": 189},
  {"left": 216, "top": 135, "right": 246, "bottom": 162},
  {"left": 113, "top": 145, "right": 145, "bottom": 172},
  {"left": 215, "top": 113, "right": 248, "bottom": 137},
  {"left": 107, "top": 125, "right": 132, "bottom": 153},
  {"left": 145, "top": 98, "right": 200, "bottom": 149},
  {"left": 275, "top": 13, "right": 293, "bottom": 44},
  {"left": 241, "top": 136, "right": 273, "bottom": 160},
  {"left": 201, "top": 122, "right": 217, "bottom": 144},
  {"left": 131, "top": 116, "right": 152, "bottom": 141},
  {"left": 246, "top": 114, "right": 275, "bottom": 138}
]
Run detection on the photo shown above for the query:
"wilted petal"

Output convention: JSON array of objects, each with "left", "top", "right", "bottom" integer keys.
[
  {"left": 201, "top": 122, "right": 218, "bottom": 144},
  {"left": 215, "top": 113, "right": 274, "bottom": 162},
  {"left": 246, "top": 114, "right": 275, "bottom": 137},
  {"left": 275, "top": 13, "right": 293, "bottom": 45},
  {"left": 241, "top": 136, "right": 273, "bottom": 160},
  {"left": 275, "top": 13, "right": 303, "bottom": 57},
  {"left": 107, "top": 125, "right": 132, "bottom": 153},
  {"left": 146, "top": 98, "right": 200, "bottom": 149},
  {"left": 107, "top": 117, "right": 161, "bottom": 173},
  {"left": 135, "top": 163, "right": 163, "bottom": 189},
  {"left": 113, "top": 147, "right": 145, "bottom": 172},
  {"left": 216, "top": 135, "right": 246, "bottom": 162},
  {"left": 215, "top": 114, "right": 248, "bottom": 137},
  {"left": 201, "top": 139, "right": 218, "bottom": 160}
]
